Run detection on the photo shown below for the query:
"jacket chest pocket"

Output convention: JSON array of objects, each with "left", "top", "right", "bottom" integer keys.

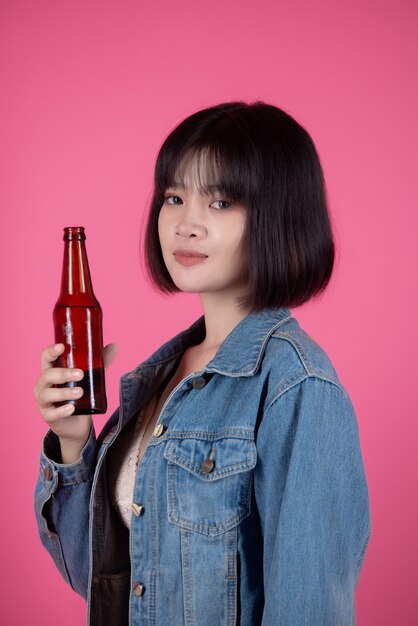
[{"left": 164, "top": 436, "right": 257, "bottom": 537}]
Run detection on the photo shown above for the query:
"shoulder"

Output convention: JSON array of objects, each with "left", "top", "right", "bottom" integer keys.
[{"left": 261, "top": 315, "right": 351, "bottom": 409}]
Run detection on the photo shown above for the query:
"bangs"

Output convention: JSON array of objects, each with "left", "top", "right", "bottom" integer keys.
[
  {"left": 155, "top": 139, "right": 260, "bottom": 206},
  {"left": 170, "top": 148, "right": 239, "bottom": 199}
]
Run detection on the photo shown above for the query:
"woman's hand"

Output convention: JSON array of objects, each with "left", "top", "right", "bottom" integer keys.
[{"left": 33, "top": 342, "right": 117, "bottom": 463}]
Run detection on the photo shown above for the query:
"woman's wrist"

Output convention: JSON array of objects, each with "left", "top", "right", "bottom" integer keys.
[{"left": 59, "top": 432, "right": 91, "bottom": 465}]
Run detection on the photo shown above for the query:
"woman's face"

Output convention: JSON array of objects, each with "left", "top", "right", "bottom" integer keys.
[{"left": 158, "top": 161, "right": 248, "bottom": 301}]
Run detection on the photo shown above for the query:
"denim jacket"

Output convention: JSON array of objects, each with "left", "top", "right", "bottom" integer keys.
[{"left": 35, "top": 308, "right": 371, "bottom": 626}]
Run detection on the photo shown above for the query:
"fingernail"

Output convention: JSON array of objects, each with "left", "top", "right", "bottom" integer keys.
[{"left": 72, "top": 370, "right": 83, "bottom": 379}]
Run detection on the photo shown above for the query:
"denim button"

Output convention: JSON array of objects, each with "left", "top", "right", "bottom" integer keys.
[
  {"left": 192, "top": 376, "right": 207, "bottom": 389},
  {"left": 200, "top": 458, "right": 215, "bottom": 473},
  {"left": 132, "top": 503, "right": 145, "bottom": 516},
  {"left": 133, "top": 583, "right": 145, "bottom": 597},
  {"left": 200, "top": 447, "right": 215, "bottom": 473},
  {"left": 153, "top": 424, "right": 166, "bottom": 437}
]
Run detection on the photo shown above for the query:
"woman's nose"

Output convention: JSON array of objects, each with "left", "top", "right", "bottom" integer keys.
[
  {"left": 176, "top": 222, "right": 206, "bottom": 238},
  {"left": 176, "top": 206, "right": 207, "bottom": 238}
]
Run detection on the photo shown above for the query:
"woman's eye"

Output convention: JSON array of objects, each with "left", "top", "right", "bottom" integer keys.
[
  {"left": 165, "top": 195, "right": 183, "bottom": 205},
  {"left": 210, "top": 200, "right": 231, "bottom": 210}
]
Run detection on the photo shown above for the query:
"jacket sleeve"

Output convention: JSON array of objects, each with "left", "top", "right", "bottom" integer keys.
[
  {"left": 34, "top": 425, "right": 97, "bottom": 599},
  {"left": 254, "top": 376, "right": 371, "bottom": 626}
]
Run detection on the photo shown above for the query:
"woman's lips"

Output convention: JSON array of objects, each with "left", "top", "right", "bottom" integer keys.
[{"left": 174, "top": 250, "right": 208, "bottom": 266}]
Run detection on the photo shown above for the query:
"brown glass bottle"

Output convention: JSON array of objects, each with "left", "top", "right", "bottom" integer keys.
[{"left": 53, "top": 227, "right": 107, "bottom": 414}]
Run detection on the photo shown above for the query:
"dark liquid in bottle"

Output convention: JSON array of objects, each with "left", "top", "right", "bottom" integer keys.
[
  {"left": 57, "top": 368, "right": 106, "bottom": 415},
  {"left": 54, "top": 303, "right": 107, "bottom": 415}
]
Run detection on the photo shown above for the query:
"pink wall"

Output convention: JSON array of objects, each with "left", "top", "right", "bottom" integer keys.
[{"left": 1, "top": 0, "right": 417, "bottom": 623}]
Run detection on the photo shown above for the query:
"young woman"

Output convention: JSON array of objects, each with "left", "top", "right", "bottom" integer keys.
[{"left": 34, "top": 102, "right": 371, "bottom": 626}]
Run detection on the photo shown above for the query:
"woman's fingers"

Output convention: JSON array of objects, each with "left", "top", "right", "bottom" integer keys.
[
  {"left": 36, "top": 384, "right": 84, "bottom": 407},
  {"left": 41, "top": 343, "right": 65, "bottom": 371},
  {"left": 34, "top": 344, "right": 84, "bottom": 416},
  {"left": 39, "top": 365, "right": 83, "bottom": 386},
  {"left": 35, "top": 341, "right": 115, "bottom": 426},
  {"left": 37, "top": 366, "right": 83, "bottom": 390},
  {"left": 42, "top": 401, "right": 77, "bottom": 422},
  {"left": 34, "top": 344, "right": 93, "bottom": 452},
  {"left": 34, "top": 368, "right": 84, "bottom": 412}
]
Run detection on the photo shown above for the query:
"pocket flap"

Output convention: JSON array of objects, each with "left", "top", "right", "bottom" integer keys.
[{"left": 164, "top": 436, "right": 257, "bottom": 481}]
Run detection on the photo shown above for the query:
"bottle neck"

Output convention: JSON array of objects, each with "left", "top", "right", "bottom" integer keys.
[{"left": 57, "top": 229, "right": 99, "bottom": 305}]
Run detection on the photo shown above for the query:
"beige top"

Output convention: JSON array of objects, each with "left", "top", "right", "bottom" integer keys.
[
  {"left": 107, "top": 343, "right": 220, "bottom": 529},
  {"left": 108, "top": 397, "right": 158, "bottom": 529}
]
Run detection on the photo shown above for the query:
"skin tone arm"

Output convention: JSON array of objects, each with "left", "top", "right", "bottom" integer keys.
[{"left": 33, "top": 342, "right": 117, "bottom": 464}]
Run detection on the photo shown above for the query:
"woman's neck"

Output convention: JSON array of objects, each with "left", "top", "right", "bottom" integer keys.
[
  {"left": 169, "top": 293, "right": 250, "bottom": 381},
  {"left": 199, "top": 292, "right": 250, "bottom": 350}
]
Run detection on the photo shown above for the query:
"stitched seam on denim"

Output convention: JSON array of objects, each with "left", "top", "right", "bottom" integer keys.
[
  {"left": 182, "top": 528, "right": 195, "bottom": 626},
  {"left": 226, "top": 528, "right": 238, "bottom": 624},
  {"left": 169, "top": 500, "right": 249, "bottom": 536},
  {"left": 226, "top": 528, "right": 237, "bottom": 580},
  {"left": 59, "top": 476, "right": 92, "bottom": 487},
  {"left": 265, "top": 371, "right": 310, "bottom": 408},
  {"left": 164, "top": 438, "right": 257, "bottom": 479},
  {"left": 165, "top": 456, "right": 256, "bottom": 480},
  {"left": 204, "top": 368, "right": 251, "bottom": 377},
  {"left": 180, "top": 529, "right": 188, "bottom": 625},
  {"left": 168, "top": 464, "right": 253, "bottom": 536},
  {"left": 271, "top": 330, "right": 342, "bottom": 383},
  {"left": 354, "top": 523, "right": 372, "bottom": 581},
  {"left": 39, "top": 493, "right": 73, "bottom": 586},
  {"left": 270, "top": 330, "right": 315, "bottom": 374},
  {"left": 250, "top": 314, "right": 292, "bottom": 374},
  {"left": 169, "top": 479, "right": 247, "bottom": 534},
  {"left": 265, "top": 373, "right": 345, "bottom": 410},
  {"left": 148, "top": 569, "right": 157, "bottom": 625},
  {"left": 167, "top": 461, "right": 177, "bottom": 525},
  {"left": 49, "top": 530, "right": 73, "bottom": 587},
  {"left": 148, "top": 449, "right": 160, "bottom": 625},
  {"left": 156, "top": 429, "right": 255, "bottom": 444}
]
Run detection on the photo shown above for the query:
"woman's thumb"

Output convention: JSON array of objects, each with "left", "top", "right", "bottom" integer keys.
[{"left": 103, "top": 343, "right": 118, "bottom": 368}]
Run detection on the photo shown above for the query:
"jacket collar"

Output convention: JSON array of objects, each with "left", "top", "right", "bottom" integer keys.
[{"left": 132, "top": 307, "right": 292, "bottom": 378}]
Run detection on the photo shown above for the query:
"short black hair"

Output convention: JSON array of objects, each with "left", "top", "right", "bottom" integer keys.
[{"left": 145, "top": 101, "right": 335, "bottom": 311}]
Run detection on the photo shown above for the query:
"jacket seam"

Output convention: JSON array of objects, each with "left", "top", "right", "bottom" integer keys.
[
  {"left": 265, "top": 373, "right": 345, "bottom": 410},
  {"left": 270, "top": 330, "right": 339, "bottom": 380},
  {"left": 58, "top": 476, "right": 92, "bottom": 488},
  {"left": 155, "top": 429, "right": 255, "bottom": 441},
  {"left": 354, "top": 523, "right": 372, "bottom": 582}
]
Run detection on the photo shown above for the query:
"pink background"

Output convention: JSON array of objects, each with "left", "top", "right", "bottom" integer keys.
[{"left": 1, "top": 0, "right": 417, "bottom": 624}]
